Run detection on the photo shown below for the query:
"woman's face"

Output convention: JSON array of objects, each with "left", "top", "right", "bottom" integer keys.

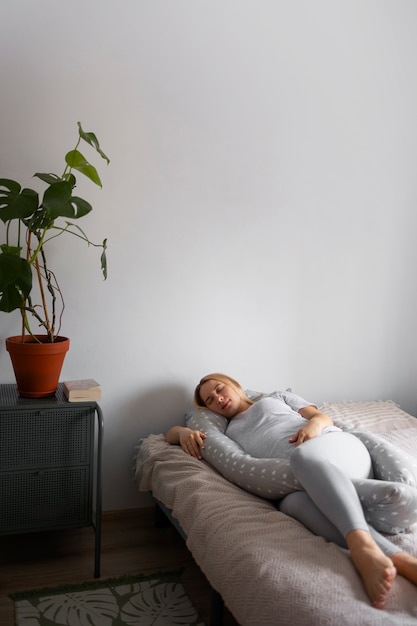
[{"left": 199, "top": 379, "right": 249, "bottom": 419}]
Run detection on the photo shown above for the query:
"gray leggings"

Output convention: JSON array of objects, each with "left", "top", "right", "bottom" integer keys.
[{"left": 279, "top": 431, "right": 417, "bottom": 557}]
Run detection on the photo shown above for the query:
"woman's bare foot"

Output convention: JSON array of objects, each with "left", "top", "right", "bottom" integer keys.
[
  {"left": 392, "top": 552, "right": 417, "bottom": 586},
  {"left": 346, "top": 530, "right": 396, "bottom": 609}
]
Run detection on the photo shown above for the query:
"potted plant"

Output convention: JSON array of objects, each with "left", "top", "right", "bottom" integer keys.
[{"left": 0, "top": 122, "right": 109, "bottom": 397}]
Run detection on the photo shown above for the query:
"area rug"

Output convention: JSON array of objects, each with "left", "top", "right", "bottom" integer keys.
[{"left": 11, "top": 571, "right": 205, "bottom": 626}]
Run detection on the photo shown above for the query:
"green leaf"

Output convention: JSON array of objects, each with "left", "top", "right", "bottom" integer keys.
[
  {"left": 0, "top": 244, "right": 22, "bottom": 255},
  {"left": 34, "top": 172, "right": 77, "bottom": 189},
  {"left": 0, "top": 180, "right": 39, "bottom": 222},
  {"left": 0, "top": 253, "right": 32, "bottom": 312},
  {"left": 26, "top": 209, "right": 54, "bottom": 232},
  {"left": 68, "top": 196, "right": 93, "bottom": 219},
  {"left": 65, "top": 150, "right": 102, "bottom": 187},
  {"left": 77, "top": 121, "right": 110, "bottom": 164},
  {"left": 0, "top": 178, "right": 21, "bottom": 193},
  {"left": 42, "top": 181, "right": 93, "bottom": 220},
  {"left": 62, "top": 172, "right": 77, "bottom": 187},
  {"left": 34, "top": 172, "right": 61, "bottom": 185},
  {"left": 42, "top": 180, "right": 73, "bottom": 217},
  {"left": 101, "top": 238, "right": 107, "bottom": 280}
]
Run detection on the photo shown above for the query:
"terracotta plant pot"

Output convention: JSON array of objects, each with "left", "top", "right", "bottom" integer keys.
[{"left": 6, "top": 335, "right": 70, "bottom": 398}]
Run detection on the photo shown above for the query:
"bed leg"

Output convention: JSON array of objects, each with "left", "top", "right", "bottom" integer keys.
[{"left": 211, "top": 588, "right": 224, "bottom": 626}]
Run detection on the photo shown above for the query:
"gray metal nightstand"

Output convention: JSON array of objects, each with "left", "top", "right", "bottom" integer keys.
[{"left": 0, "top": 383, "right": 103, "bottom": 577}]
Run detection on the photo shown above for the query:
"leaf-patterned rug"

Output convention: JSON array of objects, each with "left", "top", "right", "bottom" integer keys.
[{"left": 11, "top": 571, "right": 205, "bottom": 626}]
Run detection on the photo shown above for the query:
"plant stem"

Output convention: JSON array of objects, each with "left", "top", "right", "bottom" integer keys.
[
  {"left": 40, "top": 246, "right": 59, "bottom": 338},
  {"left": 20, "top": 230, "right": 33, "bottom": 338},
  {"left": 34, "top": 255, "right": 53, "bottom": 341}
]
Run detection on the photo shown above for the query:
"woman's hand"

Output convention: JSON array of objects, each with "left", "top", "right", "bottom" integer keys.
[
  {"left": 179, "top": 428, "right": 207, "bottom": 459},
  {"left": 165, "top": 426, "right": 207, "bottom": 459},
  {"left": 289, "top": 420, "right": 324, "bottom": 446},
  {"left": 289, "top": 406, "right": 334, "bottom": 446}
]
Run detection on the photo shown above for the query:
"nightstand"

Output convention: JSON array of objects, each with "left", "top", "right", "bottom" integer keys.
[{"left": 0, "top": 383, "right": 103, "bottom": 577}]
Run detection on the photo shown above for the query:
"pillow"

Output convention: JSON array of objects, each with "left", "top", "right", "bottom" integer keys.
[
  {"left": 352, "top": 477, "right": 417, "bottom": 534},
  {"left": 185, "top": 407, "right": 301, "bottom": 498},
  {"left": 185, "top": 397, "right": 417, "bottom": 534},
  {"left": 335, "top": 421, "right": 417, "bottom": 488}
]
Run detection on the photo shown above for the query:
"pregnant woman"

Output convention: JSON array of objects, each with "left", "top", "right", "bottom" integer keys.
[{"left": 166, "top": 373, "right": 417, "bottom": 610}]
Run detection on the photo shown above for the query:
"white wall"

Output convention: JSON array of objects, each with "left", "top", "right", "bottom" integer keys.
[{"left": 1, "top": 0, "right": 417, "bottom": 510}]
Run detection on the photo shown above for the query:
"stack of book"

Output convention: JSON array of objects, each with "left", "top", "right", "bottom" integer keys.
[{"left": 63, "top": 379, "right": 101, "bottom": 402}]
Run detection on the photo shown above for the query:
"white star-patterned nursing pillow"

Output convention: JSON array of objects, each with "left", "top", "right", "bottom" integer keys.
[{"left": 185, "top": 401, "right": 417, "bottom": 534}]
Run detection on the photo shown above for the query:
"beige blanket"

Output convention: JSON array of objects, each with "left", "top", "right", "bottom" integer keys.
[{"left": 135, "top": 401, "right": 417, "bottom": 625}]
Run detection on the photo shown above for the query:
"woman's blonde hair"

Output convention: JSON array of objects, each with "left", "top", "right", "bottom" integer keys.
[{"left": 194, "top": 372, "right": 254, "bottom": 408}]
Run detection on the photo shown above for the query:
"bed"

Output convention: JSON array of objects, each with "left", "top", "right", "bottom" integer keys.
[{"left": 135, "top": 398, "right": 417, "bottom": 626}]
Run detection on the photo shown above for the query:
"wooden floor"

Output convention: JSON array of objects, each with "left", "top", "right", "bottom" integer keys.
[{"left": 0, "top": 507, "right": 239, "bottom": 626}]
